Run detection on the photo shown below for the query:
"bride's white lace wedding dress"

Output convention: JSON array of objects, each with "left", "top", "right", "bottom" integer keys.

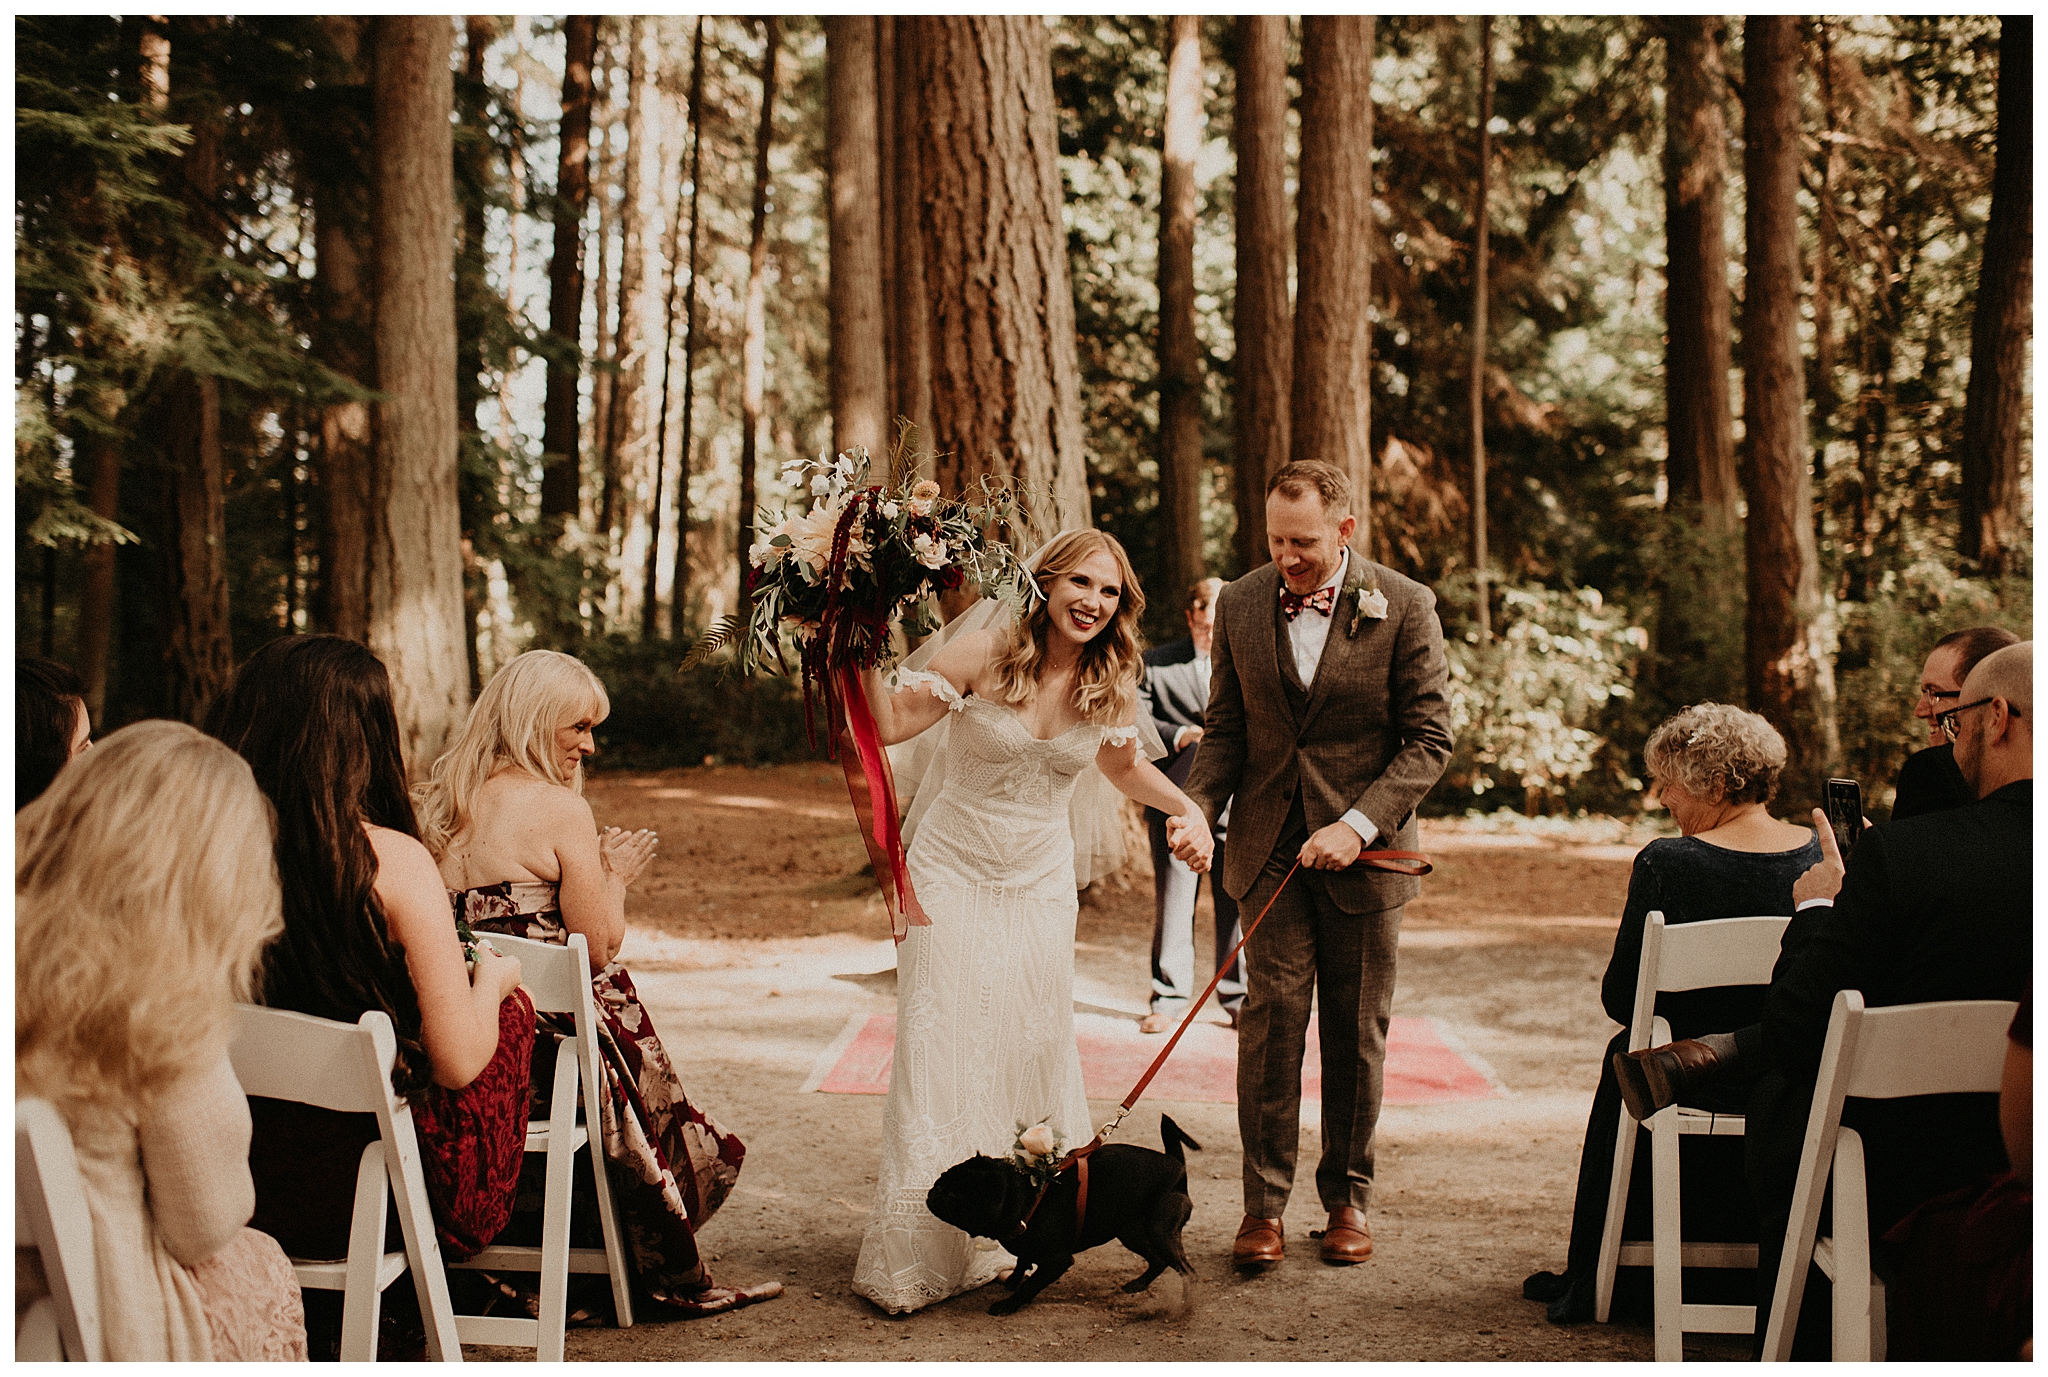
[{"left": 851, "top": 672, "right": 1137, "bottom": 1314}]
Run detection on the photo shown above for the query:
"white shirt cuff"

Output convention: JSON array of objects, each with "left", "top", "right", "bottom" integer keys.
[
  {"left": 1795, "top": 897, "right": 1835, "bottom": 912},
  {"left": 1340, "top": 809, "right": 1378, "bottom": 848}
]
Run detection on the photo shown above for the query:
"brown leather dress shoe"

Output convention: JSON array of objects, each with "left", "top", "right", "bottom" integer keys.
[
  {"left": 1613, "top": 1038, "right": 1723, "bottom": 1122},
  {"left": 1232, "top": 1215, "right": 1284, "bottom": 1267},
  {"left": 1319, "top": 1207, "right": 1373, "bottom": 1265}
]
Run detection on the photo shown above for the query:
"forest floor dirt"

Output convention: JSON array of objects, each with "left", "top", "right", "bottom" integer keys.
[{"left": 465, "top": 762, "right": 1745, "bottom": 1363}]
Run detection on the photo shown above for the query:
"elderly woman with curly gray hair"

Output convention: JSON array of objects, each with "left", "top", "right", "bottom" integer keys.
[{"left": 1522, "top": 703, "right": 1820, "bottom": 1324}]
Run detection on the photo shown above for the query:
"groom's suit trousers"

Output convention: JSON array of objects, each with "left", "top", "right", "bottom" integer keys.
[{"left": 1236, "top": 834, "right": 1402, "bottom": 1217}]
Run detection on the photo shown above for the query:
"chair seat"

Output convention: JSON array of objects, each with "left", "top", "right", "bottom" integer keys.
[{"left": 294, "top": 1252, "right": 411, "bottom": 1293}]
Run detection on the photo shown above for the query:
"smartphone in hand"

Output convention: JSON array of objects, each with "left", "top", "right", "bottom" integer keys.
[{"left": 1824, "top": 778, "right": 1865, "bottom": 856}]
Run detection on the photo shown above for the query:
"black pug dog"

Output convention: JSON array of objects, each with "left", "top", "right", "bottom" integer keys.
[{"left": 926, "top": 1116, "right": 1201, "bottom": 1316}]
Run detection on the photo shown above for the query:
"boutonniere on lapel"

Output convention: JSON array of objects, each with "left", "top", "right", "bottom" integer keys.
[{"left": 1342, "top": 570, "right": 1389, "bottom": 637}]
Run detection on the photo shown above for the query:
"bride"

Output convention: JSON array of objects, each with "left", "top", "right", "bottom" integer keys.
[{"left": 849, "top": 529, "right": 1215, "bottom": 1314}]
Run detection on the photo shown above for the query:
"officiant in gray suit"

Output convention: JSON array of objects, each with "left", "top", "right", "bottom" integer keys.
[
  {"left": 1137, "top": 577, "right": 1244, "bottom": 1034},
  {"left": 1187, "top": 460, "right": 1453, "bottom": 1270}
]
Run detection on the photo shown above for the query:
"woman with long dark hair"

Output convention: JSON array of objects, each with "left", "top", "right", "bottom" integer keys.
[{"left": 204, "top": 636, "right": 532, "bottom": 1345}]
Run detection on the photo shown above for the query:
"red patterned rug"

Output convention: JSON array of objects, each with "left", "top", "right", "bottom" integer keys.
[{"left": 803, "top": 1012, "right": 1500, "bottom": 1106}]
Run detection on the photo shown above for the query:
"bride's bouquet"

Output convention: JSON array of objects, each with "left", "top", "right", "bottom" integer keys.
[{"left": 681, "top": 430, "right": 1034, "bottom": 943}]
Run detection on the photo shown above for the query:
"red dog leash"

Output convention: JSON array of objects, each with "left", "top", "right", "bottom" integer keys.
[{"left": 1009, "top": 846, "right": 1432, "bottom": 1242}]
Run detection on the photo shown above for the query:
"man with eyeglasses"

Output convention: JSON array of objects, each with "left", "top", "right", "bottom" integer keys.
[
  {"left": 1744, "top": 640, "right": 2034, "bottom": 1354},
  {"left": 1893, "top": 625, "right": 2020, "bottom": 820}
]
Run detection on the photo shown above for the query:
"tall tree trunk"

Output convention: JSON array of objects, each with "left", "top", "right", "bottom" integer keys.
[
  {"left": 907, "top": 16, "right": 1090, "bottom": 541},
  {"left": 1742, "top": 15, "right": 1837, "bottom": 782},
  {"left": 1959, "top": 16, "right": 2031, "bottom": 576},
  {"left": 539, "top": 14, "right": 596, "bottom": 525},
  {"left": 1662, "top": 16, "right": 1738, "bottom": 534},
  {"left": 313, "top": 17, "right": 375, "bottom": 642},
  {"left": 888, "top": 21, "right": 933, "bottom": 453},
  {"left": 456, "top": 14, "right": 494, "bottom": 695},
  {"left": 1230, "top": 14, "right": 1290, "bottom": 574},
  {"left": 1469, "top": 16, "right": 1493, "bottom": 643},
  {"left": 609, "top": 18, "right": 652, "bottom": 625},
  {"left": 1157, "top": 16, "right": 1206, "bottom": 597},
  {"left": 590, "top": 35, "right": 622, "bottom": 552},
  {"left": 645, "top": 30, "right": 691, "bottom": 640},
  {"left": 737, "top": 17, "right": 780, "bottom": 616},
  {"left": 369, "top": 15, "right": 470, "bottom": 775},
  {"left": 828, "top": 16, "right": 889, "bottom": 461},
  {"left": 665, "top": 17, "right": 707, "bottom": 626},
  {"left": 875, "top": 18, "right": 900, "bottom": 431},
  {"left": 1291, "top": 16, "right": 1375, "bottom": 547},
  {"left": 159, "top": 16, "right": 232, "bottom": 725}
]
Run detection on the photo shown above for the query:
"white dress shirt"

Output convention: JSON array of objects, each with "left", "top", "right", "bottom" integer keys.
[
  {"left": 1172, "top": 652, "right": 1212, "bottom": 750},
  {"left": 1281, "top": 551, "right": 1380, "bottom": 849}
]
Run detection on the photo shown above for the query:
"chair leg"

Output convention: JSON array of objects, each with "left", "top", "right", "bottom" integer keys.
[
  {"left": 580, "top": 1039, "right": 635, "bottom": 1329},
  {"left": 384, "top": 1105, "right": 463, "bottom": 1363},
  {"left": 1649, "top": 1114, "right": 1682, "bottom": 1362},
  {"left": 340, "top": 1144, "right": 390, "bottom": 1362},
  {"left": 537, "top": 1036, "right": 582, "bottom": 1363},
  {"left": 1830, "top": 1130, "right": 1872, "bottom": 1362},
  {"left": 1594, "top": 1112, "right": 1637, "bottom": 1323}
]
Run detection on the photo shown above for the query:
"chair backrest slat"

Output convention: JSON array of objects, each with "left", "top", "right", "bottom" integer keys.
[
  {"left": 1840, "top": 998, "right": 2016, "bottom": 1100},
  {"left": 476, "top": 932, "right": 592, "bottom": 1016},
  {"left": 229, "top": 1005, "right": 395, "bottom": 1113},
  {"left": 1649, "top": 913, "right": 1792, "bottom": 993},
  {"left": 16, "top": 1099, "right": 104, "bottom": 1362}
]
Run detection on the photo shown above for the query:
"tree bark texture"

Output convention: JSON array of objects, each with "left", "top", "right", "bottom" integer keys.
[
  {"left": 646, "top": 28, "right": 692, "bottom": 639},
  {"left": 1291, "top": 15, "right": 1375, "bottom": 546},
  {"left": 1469, "top": 16, "right": 1493, "bottom": 643},
  {"left": 610, "top": 18, "right": 656, "bottom": 624},
  {"left": 875, "top": 18, "right": 900, "bottom": 434},
  {"left": 1958, "top": 16, "right": 2031, "bottom": 576},
  {"left": 907, "top": 16, "right": 1091, "bottom": 540},
  {"left": 1662, "top": 16, "right": 1739, "bottom": 535},
  {"left": 590, "top": 33, "right": 621, "bottom": 547},
  {"left": 369, "top": 15, "right": 470, "bottom": 775},
  {"left": 827, "top": 16, "right": 889, "bottom": 461},
  {"left": 1157, "top": 15, "right": 1207, "bottom": 599},
  {"left": 159, "top": 16, "right": 232, "bottom": 725},
  {"left": 313, "top": 18, "right": 376, "bottom": 643},
  {"left": 1230, "top": 14, "right": 1291, "bottom": 574},
  {"left": 888, "top": 20, "right": 933, "bottom": 456},
  {"left": 666, "top": 17, "right": 706, "bottom": 625},
  {"left": 539, "top": 13, "right": 596, "bottom": 523},
  {"left": 458, "top": 14, "right": 495, "bottom": 694},
  {"left": 737, "top": 17, "right": 780, "bottom": 615},
  {"left": 1741, "top": 15, "right": 1837, "bottom": 778}
]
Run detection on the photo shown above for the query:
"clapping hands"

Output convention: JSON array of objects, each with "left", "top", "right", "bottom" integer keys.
[
  {"left": 601, "top": 826, "right": 659, "bottom": 887},
  {"left": 1166, "top": 811, "right": 1214, "bottom": 874}
]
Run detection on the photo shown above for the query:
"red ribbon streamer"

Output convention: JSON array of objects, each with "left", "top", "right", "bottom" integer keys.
[{"left": 832, "top": 664, "right": 929, "bottom": 943}]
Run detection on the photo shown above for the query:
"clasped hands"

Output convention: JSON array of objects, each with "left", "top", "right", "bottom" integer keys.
[{"left": 1165, "top": 811, "right": 1215, "bottom": 873}]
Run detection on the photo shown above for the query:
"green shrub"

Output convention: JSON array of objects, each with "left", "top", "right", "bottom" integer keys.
[{"left": 578, "top": 633, "right": 821, "bottom": 773}]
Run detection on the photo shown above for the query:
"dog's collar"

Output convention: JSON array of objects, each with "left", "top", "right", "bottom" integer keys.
[{"left": 999, "top": 1151, "right": 1092, "bottom": 1247}]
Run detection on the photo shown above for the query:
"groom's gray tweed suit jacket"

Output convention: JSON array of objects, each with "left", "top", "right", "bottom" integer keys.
[{"left": 1185, "top": 552, "right": 1454, "bottom": 913}]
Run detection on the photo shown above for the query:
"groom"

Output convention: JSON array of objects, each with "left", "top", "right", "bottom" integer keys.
[{"left": 1186, "top": 460, "right": 1453, "bottom": 1268}]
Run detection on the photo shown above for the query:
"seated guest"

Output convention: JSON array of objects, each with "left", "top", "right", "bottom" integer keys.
[
  {"left": 1137, "top": 577, "right": 1244, "bottom": 1033},
  {"left": 1892, "top": 625, "right": 2019, "bottom": 820},
  {"left": 203, "top": 636, "right": 533, "bottom": 1318},
  {"left": 1879, "top": 985, "right": 2031, "bottom": 1359},
  {"left": 1522, "top": 703, "right": 1818, "bottom": 1323},
  {"left": 1620, "top": 645, "right": 2033, "bottom": 1353},
  {"left": 414, "top": 649, "right": 782, "bottom": 1318},
  {"left": 17, "top": 656, "right": 92, "bottom": 809},
  {"left": 16, "top": 720, "right": 307, "bottom": 1359}
]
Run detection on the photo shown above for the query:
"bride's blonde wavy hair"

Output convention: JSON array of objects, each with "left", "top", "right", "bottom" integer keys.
[
  {"left": 413, "top": 650, "right": 610, "bottom": 859},
  {"left": 17, "top": 721, "right": 283, "bottom": 1119},
  {"left": 988, "top": 529, "right": 1147, "bottom": 725}
]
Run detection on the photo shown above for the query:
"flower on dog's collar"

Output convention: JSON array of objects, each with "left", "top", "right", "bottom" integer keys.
[
  {"left": 1342, "top": 569, "right": 1389, "bottom": 637},
  {"left": 1009, "top": 1120, "right": 1065, "bottom": 1192}
]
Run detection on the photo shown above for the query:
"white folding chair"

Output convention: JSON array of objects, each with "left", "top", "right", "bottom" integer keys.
[
  {"left": 16, "top": 1098, "right": 104, "bottom": 1361},
  {"left": 1760, "top": 990, "right": 2018, "bottom": 1362},
  {"left": 229, "top": 1005, "right": 463, "bottom": 1362},
  {"left": 446, "top": 932, "right": 634, "bottom": 1361},
  {"left": 1594, "top": 911, "right": 1791, "bottom": 1361}
]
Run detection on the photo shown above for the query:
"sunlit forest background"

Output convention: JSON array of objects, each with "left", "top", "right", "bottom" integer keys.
[{"left": 16, "top": 16, "right": 2031, "bottom": 816}]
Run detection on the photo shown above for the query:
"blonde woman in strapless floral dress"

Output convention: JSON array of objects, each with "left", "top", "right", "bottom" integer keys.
[{"left": 415, "top": 650, "right": 782, "bottom": 1319}]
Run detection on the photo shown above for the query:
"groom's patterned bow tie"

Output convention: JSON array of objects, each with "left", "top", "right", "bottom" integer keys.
[{"left": 1280, "top": 585, "right": 1338, "bottom": 621}]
